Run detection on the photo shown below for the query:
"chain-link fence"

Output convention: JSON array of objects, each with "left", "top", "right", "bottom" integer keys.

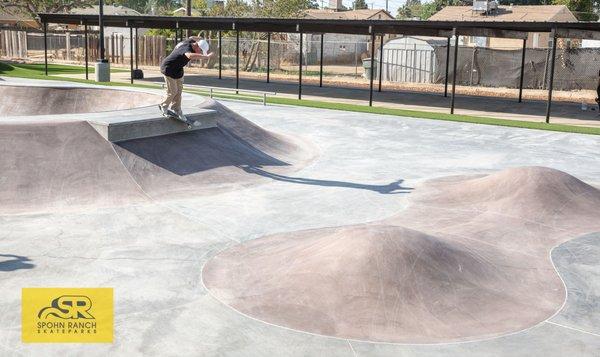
[
  {"left": 431, "top": 45, "right": 600, "bottom": 91},
  {"left": 198, "top": 32, "right": 370, "bottom": 79}
]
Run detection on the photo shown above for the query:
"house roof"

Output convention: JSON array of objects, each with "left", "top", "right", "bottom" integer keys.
[
  {"left": 304, "top": 9, "right": 394, "bottom": 20},
  {"left": 0, "top": 8, "right": 39, "bottom": 28},
  {"left": 429, "top": 5, "right": 578, "bottom": 22},
  {"left": 70, "top": 5, "right": 141, "bottom": 16}
]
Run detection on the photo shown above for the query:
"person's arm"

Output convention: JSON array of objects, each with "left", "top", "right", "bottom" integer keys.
[{"left": 185, "top": 52, "right": 213, "bottom": 60}]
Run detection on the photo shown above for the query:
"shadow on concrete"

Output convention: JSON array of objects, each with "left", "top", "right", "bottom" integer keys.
[
  {"left": 116, "top": 128, "right": 290, "bottom": 176},
  {"left": 0, "top": 254, "right": 34, "bottom": 272},
  {"left": 144, "top": 73, "right": 600, "bottom": 122},
  {"left": 239, "top": 165, "right": 413, "bottom": 194}
]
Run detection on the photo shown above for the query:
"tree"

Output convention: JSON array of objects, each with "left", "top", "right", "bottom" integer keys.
[
  {"left": 397, "top": 0, "right": 468, "bottom": 20},
  {"left": 105, "top": 0, "right": 179, "bottom": 14},
  {"left": 256, "top": 0, "right": 318, "bottom": 18},
  {"left": 396, "top": 0, "right": 420, "bottom": 19},
  {"left": 553, "top": 0, "right": 598, "bottom": 20},
  {"left": 353, "top": 0, "right": 368, "bottom": 10},
  {"left": 0, "top": 0, "right": 95, "bottom": 28}
]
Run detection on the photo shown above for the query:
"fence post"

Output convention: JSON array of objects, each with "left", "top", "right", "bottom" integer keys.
[
  {"left": 545, "top": 29, "right": 557, "bottom": 124},
  {"left": 450, "top": 29, "right": 459, "bottom": 114},
  {"left": 518, "top": 38, "right": 526, "bottom": 103},
  {"left": 129, "top": 27, "right": 133, "bottom": 84},
  {"left": 111, "top": 33, "right": 115, "bottom": 63},
  {"left": 318, "top": 33, "right": 324, "bottom": 87},
  {"left": 542, "top": 47, "right": 550, "bottom": 90},
  {"left": 236, "top": 29, "right": 239, "bottom": 94},
  {"left": 43, "top": 22, "right": 48, "bottom": 76},
  {"left": 469, "top": 47, "right": 475, "bottom": 86},
  {"left": 369, "top": 30, "right": 375, "bottom": 106},
  {"left": 66, "top": 31, "right": 71, "bottom": 61},
  {"left": 298, "top": 30, "right": 303, "bottom": 100},
  {"left": 444, "top": 36, "right": 450, "bottom": 97},
  {"left": 84, "top": 24, "right": 89, "bottom": 80},
  {"left": 20, "top": 31, "right": 26, "bottom": 58},
  {"left": 378, "top": 34, "right": 384, "bottom": 92},
  {"left": 267, "top": 32, "right": 271, "bottom": 83},
  {"left": 135, "top": 28, "right": 139, "bottom": 69},
  {"left": 218, "top": 30, "right": 222, "bottom": 79}
]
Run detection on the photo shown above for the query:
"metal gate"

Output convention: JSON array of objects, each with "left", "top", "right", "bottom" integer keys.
[{"left": 381, "top": 45, "right": 436, "bottom": 84}]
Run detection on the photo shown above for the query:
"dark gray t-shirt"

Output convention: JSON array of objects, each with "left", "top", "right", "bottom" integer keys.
[{"left": 160, "top": 40, "right": 194, "bottom": 79}]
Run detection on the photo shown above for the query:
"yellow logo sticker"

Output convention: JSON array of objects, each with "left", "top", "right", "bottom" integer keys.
[{"left": 22, "top": 288, "right": 113, "bottom": 343}]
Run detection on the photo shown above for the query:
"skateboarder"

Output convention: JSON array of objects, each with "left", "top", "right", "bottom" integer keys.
[{"left": 159, "top": 37, "right": 213, "bottom": 122}]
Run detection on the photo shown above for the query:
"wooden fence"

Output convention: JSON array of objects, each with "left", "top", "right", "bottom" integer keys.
[{"left": 0, "top": 29, "right": 167, "bottom": 66}]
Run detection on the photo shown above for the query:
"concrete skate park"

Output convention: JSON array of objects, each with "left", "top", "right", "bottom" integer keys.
[{"left": 1, "top": 76, "right": 600, "bottom": 356}]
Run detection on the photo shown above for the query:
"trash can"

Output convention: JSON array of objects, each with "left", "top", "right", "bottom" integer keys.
[
  {"left": 362, "top": 58, "right": 378, "bottom": 79},
  {"left": 132, "top": 69, "right": 144, "bottom": 79},
  {"left": 95, "top": 60, "right": 110, "bottom": 82}
]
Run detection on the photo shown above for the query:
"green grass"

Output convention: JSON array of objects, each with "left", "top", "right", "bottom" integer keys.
[
  {"left": 2, "top": 61, "right": 599, "bottom": 136},
  {"left": 266, "top": 98, "right": 600, "bottom": 135},
  {"left": 0, "top": 62, "right": 127, "bottom": 77}
]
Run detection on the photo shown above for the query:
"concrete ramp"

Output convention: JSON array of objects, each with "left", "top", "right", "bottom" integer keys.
[
  {"left": 0, "top": 90, "right": 316, "bottom": 213},
  {"left": 0, "top": 121, "right": 149, "bottom": 214},
  {"left": 0, "top": 85, "right": 161, "bottom": 116},
  {"left": 113, "top": 100, "right": 317, "bottom": 200}
]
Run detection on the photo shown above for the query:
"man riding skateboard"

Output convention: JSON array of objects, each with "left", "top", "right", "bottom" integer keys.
[{"left": 159, "top": 37, "right": 213, "bottom": 123}]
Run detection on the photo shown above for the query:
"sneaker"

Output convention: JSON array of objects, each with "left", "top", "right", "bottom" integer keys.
[
  {"left": 178, "top": 112, "right": 188, "bottom": 123},
  {"left": 158, "top": 104, "right": 169, "bottom": 117}
]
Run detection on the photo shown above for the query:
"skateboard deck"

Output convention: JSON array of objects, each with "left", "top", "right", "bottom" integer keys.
[{"left": 160, "top": 106, "right": 200, "bottom": 129}]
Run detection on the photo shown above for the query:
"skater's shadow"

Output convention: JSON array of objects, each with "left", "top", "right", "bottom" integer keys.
[
  {"left": 239, "top": 165, "right": 412, "bottom": 194},
  {"left": 116, "top": 129, "right": 290, "bottom": 176},
  {"left": 0, "top": 254, "right": 35, "bottom": 272}
]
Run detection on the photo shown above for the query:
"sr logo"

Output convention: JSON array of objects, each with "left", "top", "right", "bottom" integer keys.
[{"left": 38, "top": 295, "right": 94, "bottom": 319}]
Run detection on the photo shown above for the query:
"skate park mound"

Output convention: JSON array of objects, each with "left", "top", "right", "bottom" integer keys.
[
  {"left": 0, "top": 85, "right": 161, "bottom": 116},
  {"left": 406, "top": 166, "right": 600, "bottom": 233},
  {"left": 203, "top": 224, "right": 560, "bottom": 343},
  {"left": 204, "top": 167, "right": 600, "bottom": 343}
]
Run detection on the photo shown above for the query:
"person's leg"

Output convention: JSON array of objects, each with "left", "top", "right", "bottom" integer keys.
[
  {"left": 160, "top": 75, "right": 177, "bottom": 109},
  {"left": 171, "top": 77, "right": 184, "bottom": 114}
]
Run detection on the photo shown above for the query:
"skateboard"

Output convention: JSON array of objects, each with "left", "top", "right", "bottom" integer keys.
[{"left": 160, "top": 106, "right": 200, "bottom": 129}]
